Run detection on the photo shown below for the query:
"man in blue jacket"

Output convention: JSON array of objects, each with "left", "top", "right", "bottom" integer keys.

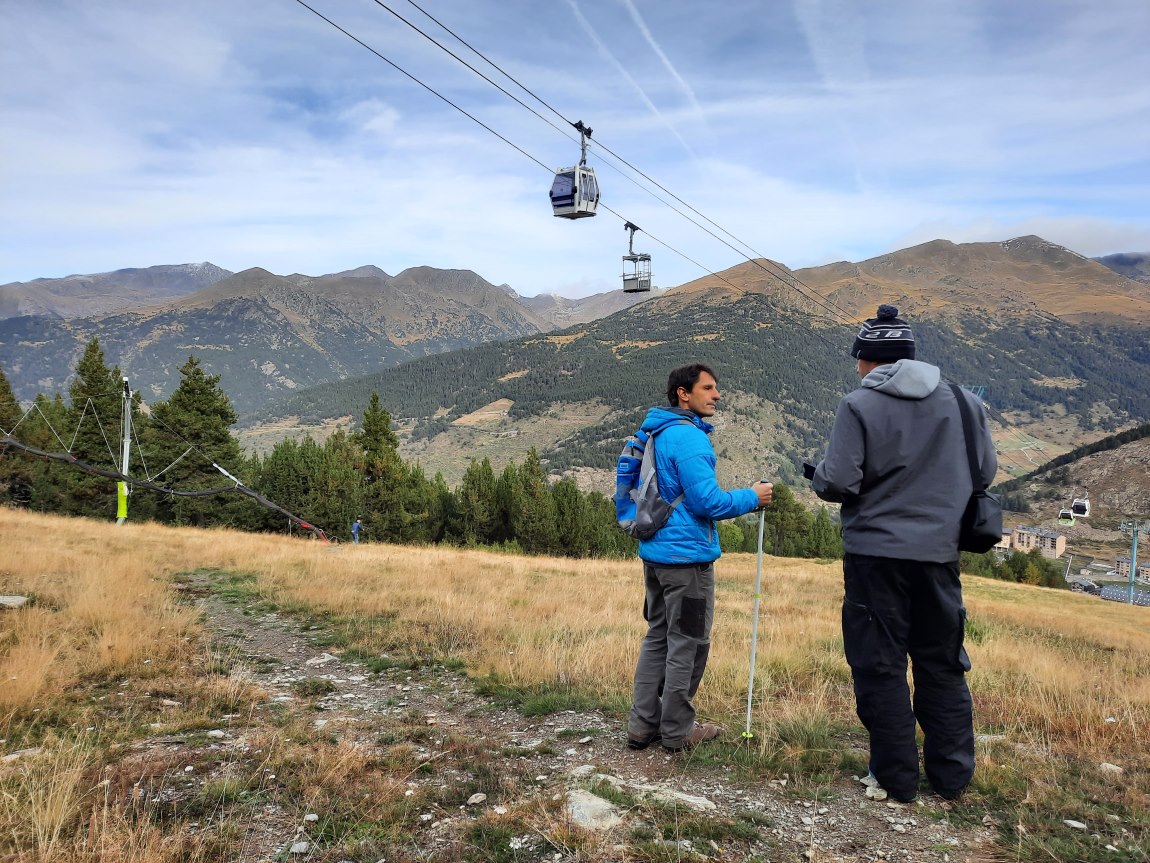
[
  {"left": 627, "top": 363, "right": 774, "bottom": 753},
  {"left": 811, "top": 306, "right": 996, "bottom": 803}
]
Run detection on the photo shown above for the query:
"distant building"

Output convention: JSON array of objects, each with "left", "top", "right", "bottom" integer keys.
[
  {"left": 1011, "top": 526, "right": 1066, "bottom": 559},
  {"left": 995, "top": 529, "right": 1013, "bottom": 551},
  {"left": 1116, "top": 556, "right": 1150, "bottom": 585}
]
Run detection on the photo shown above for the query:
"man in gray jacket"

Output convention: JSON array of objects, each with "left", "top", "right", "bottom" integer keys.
[{"left": 811, "top": 305, "right": 996, "bottom": 803}]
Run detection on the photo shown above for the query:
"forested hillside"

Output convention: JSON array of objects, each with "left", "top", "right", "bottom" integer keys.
[
  {"left": 991, "top": 421, "right": 1150, "bottom": 519},
  {"left": 245, "top": 291, "right": 1150, "bottom": 481}
]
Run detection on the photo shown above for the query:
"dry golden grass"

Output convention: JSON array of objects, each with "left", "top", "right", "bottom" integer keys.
[
  {"left": 0, "top": 517, "right": 200, "bottom": 713},
  {"left": 2, "top": 507, "right": 1149, "bottom": 860},
  {"left": 5, "top": 507, "right": 1147, "bottom": 770}
]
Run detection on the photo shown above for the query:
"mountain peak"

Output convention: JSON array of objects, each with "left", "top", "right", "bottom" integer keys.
[{"left": 324, "top": 265, "right": 391, "bottom": 279}]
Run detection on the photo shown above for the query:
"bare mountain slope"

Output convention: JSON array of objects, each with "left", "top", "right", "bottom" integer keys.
[
  {"left": 520, "top": 287, "right": 663, "bottom": 327},
  {"left": 0, "top": 265, "right": 552, "bottom": 411},
  {"left": 0, "top": 263, "right": 233, "bottom": 320},
  {"left": 794, "top": 236, "right": 1150, "bottom": 324}
]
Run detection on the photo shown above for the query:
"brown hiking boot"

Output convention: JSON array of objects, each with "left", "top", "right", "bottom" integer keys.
[{"left": 662, "top": 722, "right": 723, "bottom": 752}]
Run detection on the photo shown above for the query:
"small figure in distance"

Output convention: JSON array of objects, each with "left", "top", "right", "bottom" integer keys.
[
  {"left": 626, "top": 362, "right": 773, "bottom": 754},
  {"left": 809, "top": 305, "right": 996, "bottom": 804},
  {"left": 351, "top": 517, "right": 362, "bottom": 545}
]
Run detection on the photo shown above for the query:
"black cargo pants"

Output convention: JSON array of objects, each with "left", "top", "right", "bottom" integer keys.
[{"left": 842, "top": 553, "right": 975, "bottom": 801}]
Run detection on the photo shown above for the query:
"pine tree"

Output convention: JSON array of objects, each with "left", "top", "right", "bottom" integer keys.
[
  {"left": 23, "top": 394, "right": 71, "bottom": 512},
  {"left": 0, "top": 365, "right": 31, "bottom": 505},
  {"left": 251, "top": 438, "right": 312, "bottom": 532},
  {"left": 511, "top": 449, "right": 560, "bottom": 554},
  {"left": 807, "top": 506, "right": 843, "bottom": 558},
  {"left": 302, "top": 430, "right": 367, "bottom": 539},
  {"left": 143, "top": 355, "right": 247, "bottom": 526},
  {"left": 552, "top": 476, "right": 591, "bottom": 557},
  {"left": 0, "top": 365, "right": 19, "bottom": 433},
  {"left": 492, "top": 462, "right": 521, "bottom": 544},
  {"left": 452, "top": 458, "right": 499, "bottom": 545},
  {"left": 759, "top": 483, "right": 813, "bottom": 557},
  {"left": 352, "top": 392, "right": 399, "bottom": 467},
  {"left": 62, "top": 339, "right": 124, "bottom": 517}
]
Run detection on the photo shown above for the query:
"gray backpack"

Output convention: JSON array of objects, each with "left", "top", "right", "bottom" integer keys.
[{"left": 614, "top": 418, "right": 690, "bottom": 539}]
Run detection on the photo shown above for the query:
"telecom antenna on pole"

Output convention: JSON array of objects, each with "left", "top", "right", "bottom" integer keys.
[
  {"left": 1119, "top": 519, "right": 1148, "bottom": 604},
  {"left": 116, "top": 377, "right": 131, "bottom": 525}
]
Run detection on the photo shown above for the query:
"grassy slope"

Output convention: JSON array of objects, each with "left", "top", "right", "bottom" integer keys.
[{"left": 1, "top": 511, "right": 1147, "bottom": 861}]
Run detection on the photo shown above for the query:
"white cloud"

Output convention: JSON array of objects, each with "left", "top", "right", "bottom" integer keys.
[{"left": 1, "top": 0, "right": 1148, "bottom": 291}]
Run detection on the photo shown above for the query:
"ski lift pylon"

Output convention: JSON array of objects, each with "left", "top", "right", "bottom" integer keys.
[
  {"left": 622, "top": 221, "right": 652, "bottom": 293},
  {"left": 550, "top": 121, "right": 599, "bottom": 219}
]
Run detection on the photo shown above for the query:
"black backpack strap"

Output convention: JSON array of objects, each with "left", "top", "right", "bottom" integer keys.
[{"left": 947, "top": 382, "right": 984, "bottom": 493}]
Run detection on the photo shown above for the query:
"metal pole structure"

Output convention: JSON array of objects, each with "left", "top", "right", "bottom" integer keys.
[
  {"left": 1132, "top": 529, "right": 1139, "bottom": 605},
  {"left": 743, "top": 506, "right": 766, "bottom": 739},
  {"left": 1120, "top": 520, "right": 1147, "bottom": 604},
  {"left": 116, "top": 377, "right": 131, "bottom": 525}
]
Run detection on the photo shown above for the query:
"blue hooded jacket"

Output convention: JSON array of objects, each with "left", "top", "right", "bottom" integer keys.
[{"left": 637, "top": 406, "right": 761, "bottom": 565}]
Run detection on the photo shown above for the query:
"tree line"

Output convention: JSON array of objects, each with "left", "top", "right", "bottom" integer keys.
[{"left": 0, "top": 339, "right": 846, "bottom": 560}]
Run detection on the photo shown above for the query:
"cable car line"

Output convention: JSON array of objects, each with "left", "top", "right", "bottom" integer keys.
[
  {"left": 290, "top": 3, "right": 1076, "bottom": 372},
  {"left": 289, "top": 0, "right": 847, "bottom": 346},
  {"left": 363, "top": 0, "right": 585, "bottom": 149},
  {"left": 391, "top": 0, "right": 862, "bottom": 325},
  {"left": 596, "top": 201, "right": 846, "bottom": 352},
  {"left": 1, "top": 404, "right": 333, "bottom": 541},
  {"left": 290, "top": 0, "right": 557, "bottom": 176},
  {"left": 399, "top": 0, "right": 1083, "bottom": 332},
  {"left": 334, "top": 0, "right": 863, "bottom": 327},
  {"left": 0, "top": 435, "right": 331, "bottom": 540}
]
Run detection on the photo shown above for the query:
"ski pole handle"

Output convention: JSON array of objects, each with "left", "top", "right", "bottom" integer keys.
[{"left": 753, "top": 479, "right": 773, "bottom": 511}]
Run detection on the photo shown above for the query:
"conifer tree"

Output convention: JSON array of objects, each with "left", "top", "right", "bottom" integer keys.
[
  {"left": 23, "top": 394, "right": 71, "bottom": 512},
  {"left": 757, "top": 483, "right": 813, "bottom": 557},
  {"left": 0, "top": 365, "right": 30, "bottom": 505},
  {"left": 62, "top": 339, "right": 124, "bottom": 517},
  {"left": 807, "top": 506, "right": 843, "bottom": 558},
  {"left": 552, "top": 476, "right": 591, "bottom": 556},
  {"left": 144, "top": 355, "right": 246, "bottom": 526},
  {"left": 584, "top": 491, "right": 637, "bottom": 558},
  {"left": 511, "top": 449, "right": 560, "bottom": 554},
  {"left": 453, "top": 458, "right": 498, "bottom": 545},
  {"left": 251, "top": 438, "right": 311, "bottom": 531},
  {"left": 352, "top": 392, "right": 399, "bottom": 467},
  {"left": 0, "top": 365, "right": 19, "bottom": 433},
  {"left": 492, "top": 462, "right": 521, "bottom": 544},
  {"left": 302, "top": 430, "right": 367, "bottom": 539}
]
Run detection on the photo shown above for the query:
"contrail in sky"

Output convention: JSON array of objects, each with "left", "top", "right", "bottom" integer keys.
[
  {"left": 564, "top": 0, "right": 698, "bottom": 160},
  {"left": 618, "top": 0, "right": 709, "bottom": 133}
]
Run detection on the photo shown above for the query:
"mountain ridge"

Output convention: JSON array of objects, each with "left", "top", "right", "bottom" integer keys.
[
  {"left": 0, "top": 263, "right": 658, "bottom": 411},
  {"left": 0, "top": 263, "right": 233, "bottom": 319},
  {"left": 236, "top": 236, "right": 1150, "bottom": 489}
]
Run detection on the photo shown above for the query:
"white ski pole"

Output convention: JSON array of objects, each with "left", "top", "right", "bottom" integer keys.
[{"left": 743, "top": 502, "right": 767, "bottom": 739}]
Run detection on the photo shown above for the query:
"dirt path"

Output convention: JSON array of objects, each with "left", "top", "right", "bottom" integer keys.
[{"left": 167, "top": 572, "right": 996, "bottom": 862}]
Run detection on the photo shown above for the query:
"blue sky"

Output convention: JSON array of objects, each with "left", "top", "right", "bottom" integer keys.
[{"left": 2, "top": 0, "right": 1148, "bottom": 297}]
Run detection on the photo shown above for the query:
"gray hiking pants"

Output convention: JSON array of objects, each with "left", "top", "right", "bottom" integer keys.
[{"left": 628, "top": 562, "right": 715, "bottom": 748}]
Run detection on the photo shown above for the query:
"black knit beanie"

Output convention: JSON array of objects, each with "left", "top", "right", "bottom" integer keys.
[{"left": 851, "top": 304, "right": 916, "bottom": 362}]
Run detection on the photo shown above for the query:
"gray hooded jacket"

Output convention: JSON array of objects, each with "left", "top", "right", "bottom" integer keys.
[{"left": 812, "top": 359, "right": 997, "bottom": 563}]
